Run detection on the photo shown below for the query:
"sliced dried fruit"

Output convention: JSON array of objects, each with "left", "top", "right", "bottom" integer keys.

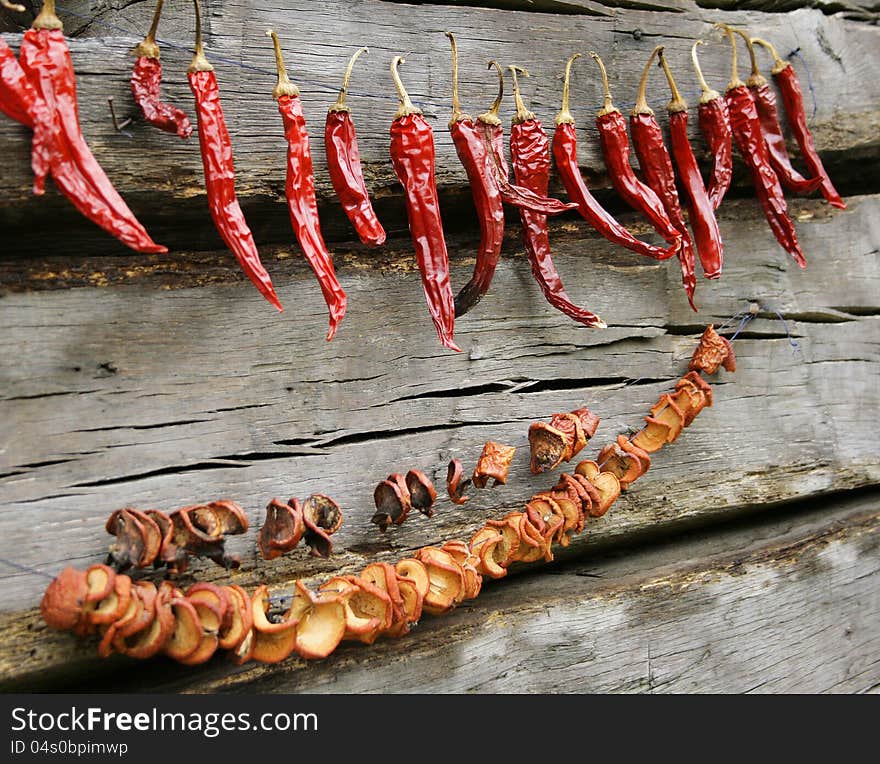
[
  {"left": 512, "top": 510, "right": 551, "bottom": 563},
  {"left": 415, "top": 547, "right": 465, "bottom": 615},
  {"left": 118, "top": 585, "right": 175, "bottom": 660},
  {"left": 164, "top": 597, "right": 204, "bottom": 662},
  {"left": 405, "top": 469, "right": 437, "bottom": 517},
  {"left": 571, "top": 407, "right": 601, "bottom": 440},
  {"left": 249, "top": 585, "right": 299, "bottom": 664},
  {"left": 597, "top": 442, "right": 642, "bottom": 488},
  {"left": 632, "top": 418, "right": 671, "bottom": 454},
  {"left": 302, "top": 494, "right": 343, "bottom": 558},
  {"left": 649, "top": 393, "right": 685, "bottom": 442},
  {"left": 395, "top": 577, "right": 424, "bottom": 633},
  {"left": 526, "top": 495, "right": 566, "bottom": 552},
  {"left": 372, "top": 478, "right": 410, "bottom": 531},
  {"left": 483, "top": 516, "right": 522, "bottom": 571},
  {"left": 88, "top": 572, "right": 132, "bottom": 627},
  {"left": 575, "top": 460, "right": 600, "bottom": 481},
  {"left": 468, "top": 527, "right": 507, "bottom": 578},
  {"left": 528, "top": 422, "right": 567, "bottom": 474},
  {"left": 548, "top": 413, "right": 586, "bottom": 462},
  {"left": 321, "top": 575, "right": 390, "bottom": 644},
  {"left": 588, "top": 472, "right": 621, "bottom": 517},
  {"left": 40, "top": 567, "right": 90, "bottom": 631},
  {"left": 258, "top": 498, "right": 305, "bottom": 559},
  {"left": 218, "top": 584, "right": 253, "bottom": 651},
  {"left": 446, "top": 458, "right": 471, "bottom": 505},
  {"left": 441, "top": 540, "right": 482, "bottom": 600},
  {"left": 472, "top": 441, "right": 517, "bottom": 488},
  {"left": 395, "top": 558, "right": 431, "bottom": 599},
  {"left": 361, "top": 562, "right": 405, "bottom": 632},
  {"left": 689, "top": 324, "right": 736, "bottom": 375},
  {"left": 289, "top": 581, "right": 346, "bottom": 660},
  {"left": 617, "top": 435, "right": 651, "bottom": 480},
  {"left": 105, "top": 509, "right": 153, "bottom": 570},
  {"left": 145, "top": 509, "right": 178, "bottom": 568}
]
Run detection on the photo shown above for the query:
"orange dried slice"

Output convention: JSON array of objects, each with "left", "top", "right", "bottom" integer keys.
[{"left": 589, "top": 472, "right": 621, "bottom": 517}]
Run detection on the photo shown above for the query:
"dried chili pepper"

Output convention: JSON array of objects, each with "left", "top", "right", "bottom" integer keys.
[
  {"left": 507, "top": 65, "right": 605, "bottom": 329},
  {"left": 587, "top": 51, "right": 681, "bottom": 249},
  {"left": 18, "top": 1, "right": 167, "bottom": 253},
  {"left": 691, "top": 40, "right": 732, "bottom": 212},
  {"left": 325, "top": 47, "right": 386, "bottom": 247},
  {"left": 552, "top": 53, "right": 678, "bottom": 264},
  {"left": 657, "top": 50, "right": 724, "bottom": 281},
  {"left": 751, "top": 36, "right": 845, "bottom": 210},
  {"left": 187, "top": 0, "right": 282, "bottom": 311},
  {"left": 718, "top": 25, "right": 806, "bottom": 268},
  {"left": 267, "top": 29, "right": 346, "bottom": 339},
  {"left": 131, "top": 0, "right": 192, "bottom": 139},
  {"left": 444, "top": 33, "right": 575, "bottom": 317},
  {"left": 735, "top": 33, "right": 820, "bottom": 196},
  {"left": 389, "top": 55, "right": 460, "bottom": 351},
  {"left": 629, "top": 45, "right": 696, "bottom": 310}
]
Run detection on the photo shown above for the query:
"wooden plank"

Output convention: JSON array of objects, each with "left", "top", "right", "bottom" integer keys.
[{"left": 1, "top": 2, "right": 877, "bottom": 256}]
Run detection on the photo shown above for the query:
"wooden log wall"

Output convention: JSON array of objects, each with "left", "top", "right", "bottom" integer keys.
[{"left": 0, "top": 0, "right": 878, "bottom": 692}]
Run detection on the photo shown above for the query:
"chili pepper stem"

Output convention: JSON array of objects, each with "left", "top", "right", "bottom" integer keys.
[
  {"left": 508, "top": 65, "right": 535, "bottom": 124},
  {"left": 555, "top": 53, "right": 581, "bottom": 126},
  {"left": 730, "top": 27, "right": 767, "bottom": 88},
  {"left": 715, "top": 23, "right": 745, "bottom": 92},
  {"left": 657, "top": 50, "right": 687, "bottom": 113},
  {"left": 188, "top": 0, "right": 214, "bottom": 73},
  {"left": 444, "top": 31, "right": 472, "bottom": 125},
  {"left": 266, "top": 30, "right": 299, "bottom": 98},
  {"left": 329, "top": 47, "right": 368, "bottom": 113},
  {"left": 135, "top": 0, "right": 164, "bottom": 60},
  {"left": 32, "top": 0, "right": 63, "bottom": 30},
  {"left": 391, "top": 56, "right": 422, "bottom": 118},
  {"left": 751, "top": 37, "right": 789, "bottom": 76},
  {"left": 632, "top": 45, "right": 662, "bottom": 116},
  {"left": 692, "top": 41, "right": 721, "bottom": 104},
  {"left": 588, "top": 51, "right": 619, "bottom": 116},
  {"left": 477, "top": 61, "right": 503, "bottom": 126},
  {"left": 1, "top": 1, "right": 26, "bottom": 13}
]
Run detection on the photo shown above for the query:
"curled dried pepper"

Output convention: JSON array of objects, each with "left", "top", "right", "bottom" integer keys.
[
  {"left": 325, "top": 47, "right": 386, "bottom": 247},
  {"left": 692, "top": 40, "right": 732, "bottom": 212},
  {"left": 552, "top": 53, "right": 678, "bottom": 264},
  {"left": 719, "top": 25, "right": 806, "bottom": 268},
  {"left": 751, "top": 36, "right": 845, "bottom": 210},
  {"left": 507, "top": 65, "right": 605, "bottom": 329},
  {"left": 629, "top": 46, "right": 696, "bottom": 310},
  {"left": 267, "top": 30, "right": 346, "bottom": 339},
  {"left": 18, "top": 1, "right": 167, "bottom": 253},
  {"left": 737, "top": 33, "right": 820, "bottom": 196},
  {"left": 131, "top": 0, "right": 192, "bottom": 139},
  {"left": 389, "top": 55, "right": 460, "bottom": 352},
  {"left": 445, "top": 33, "right": 575, "bottom": 317},
  {"left": 588, "top": 51, "right": 681, "bottom": 248},
  {"left": 657, "top": 50, "right": 724, "bottom": 281},
  {"left": 187, "top": 0, "right": 282, "bottom": 311}
]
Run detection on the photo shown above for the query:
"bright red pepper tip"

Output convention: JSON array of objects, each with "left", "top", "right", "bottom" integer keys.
[
  {"left": 442, "top": 338, "right": 463, "bottom": 353},
  {"left": 830, "top": 200, "right": 847, "bottom": 210}
]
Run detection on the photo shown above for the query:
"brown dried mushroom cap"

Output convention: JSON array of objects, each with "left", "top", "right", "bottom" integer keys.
[
  {"left": 372, "top": 479, "right": 410, "bottom": 531},
  {"left": 40, "top": 567, "right": 90, "bottom": 631},
  {"left": 589, "top": 471, "right": 621, "bottom": 517},
  {"left": 164, "top": 597, "right": 204, "bottom": 662},
  {"left": 571, "top": 407, "right": 601, "bottom": 440},
  {"left": 218, "top": 584, "right": 253, "bottom": 651},
  {"left": 469, "top": 527, "right": 506, "bottom": 578},
  {"left": 689, "top": 324, "right": 736, "bottom": 375},
  {"left": 649, "top": 394, "right": 685, "bottom": 442},
  {"left": 258, "top": 498, "right": 305, "bottom": 559},
  {"left": 415, "top": 547, "right": 466, "bottom": 614},
  {"left": 395, "top": 558, "right": 431, "bottom": 598},
  {"left": 289, "top": 581, "right": 347, "bottom": 660},
  {"left": 575, "top": 460, "right": 600, "bottom": 481},
  {"left": 528, "top": 422, "right": 568, "bottom": 474},
  {"left": 405, "top": 469, "right": 438, "bottom": 516},
  {"left": 446, "top": 458, "right": 471, "bottom": 505},
  {"left": 472, "top": 441, "right": 517, "bottom": 488},
  {"left": 548, "top": 413, "right": 586, "bottom": 462},
  {"left": 249, "top": 585, "right": 299, "bottom": 664}
]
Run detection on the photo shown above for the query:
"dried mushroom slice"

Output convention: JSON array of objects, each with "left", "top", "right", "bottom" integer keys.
[
  {"left": 597, "top": 442, "right": 642, "bottom": 489},
  {"left": 548, "top": 413, "right": 586, "bottom": 462},
  {"left": 164, "top": 597, "right": 204, "bottom": 662},
  {"left": 472, "top": 441, "right": 517, "bottom": 488},
  {"left": 589, "top": 472, "right": 621, "bottom": 517},
  {"left": 571, "top": 407, "right": 601, "bottom": 440},
  {"left": 303, "top": 494, "right": 343, "bottom": 558},
  {"left": 689, "top": 324, "right": 735, "bottom": 375},
  {"left": 40, "top": 567, "right": 90, "bottom": 631},
  {"left": 372, "top": 479, "right": 409, "bottom": 532},
  {"left": 446, "top": 459, "right": 471, "bottom": 505},
  {"left": 528, "top": 422, "right": 568, "bottom": 474},
  {"left": 258, "top": 498, "right": 305, "bottom": 559},
  {"left": 288, "top": 581, "right": 347, "bottom": 660},
  {"left": 249, "top": 585, "right": 299, "bottom": 664},
  {"left": 405, "top": 469, "right": 437, "bottom": 517},
  {"left": 415, "top": 547, "right": 466, "bottom": 614},
  {"left": 649, "top": 393, "right": 685, "bottom": 442},
  {"left": 218, "top": 585, "right": 253, "bottom": 651},
  {"left": 469, "top": 527, "right": 506, "bottom": 579}
]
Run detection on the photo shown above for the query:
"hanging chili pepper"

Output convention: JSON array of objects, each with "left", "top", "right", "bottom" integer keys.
[
  {"left": 657, "top": 50, "right": 724, "bottom": 281},
  {"left": 629, "top": 45, "right": 696, "bottom": 311},
  {"left": 718, "top": 25, "right": 806, "bottom": 268},
  {"left": 187, "top": 0, "right": 282, "bottom": 311},
  {"left": 444, "top": 33, "right": 575, "bottom": 317},
  {"left": 751, "top": 36, "right": 845, "bottom": 210},
  {"left": 389, "top": 55, "right": 460, "bottom": 352},
  {"left": 267, "top": 30, "right": 346, "bottom": 340},
  {"left": 587, "top": 51, "right": 681, "bottom": 249},
  {"left": 18, "top": 1, "right": 167, "bottom": 254},
  {"left": 131, "top": 0, "right": 192, "bottom": 139},
  {"left": 325, "top": 47, "right": 386, "bottom": 247},
  {"left": 552, "top": 53, "right": 678, "bottom": 264},
  {"left": 507, "top": 65, "right": 605, "bottom": 329},
  {"left": 692, "top": 40, "right": 732, "bottom": 212},
  {"left": 736, "top": 33, "right": 820, "bottom": 196}
]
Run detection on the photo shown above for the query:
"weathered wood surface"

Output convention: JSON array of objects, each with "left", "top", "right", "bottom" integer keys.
[
  {"left": 0, "top": 190, "right": 877, "bottom": 688},
  {"left": 1, "top": 1, "right": 878, "bottom": 256}
]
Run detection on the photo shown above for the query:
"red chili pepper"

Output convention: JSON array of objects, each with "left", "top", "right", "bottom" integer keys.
[
  {"left": 17, "top": 1, "right": 167, "bottom": 254},
  {"left": 629, "top": 46, "right": 696, "bottom": 311},
  {"left": 131, "top": 0, "right": 192, "bottom": 139},
  {"left": 445, "top": 34, "right": 576, "bottom": 318},
  {"left": 507, "top": 65, "right": 605, "bottom": 329},
  {"left": 752, "top": 36, "right": 845, "bottom": 210},
  {"left": 588, "top": 51, "right": 682, "bottom": 249},
  {"left": 267, "top": 30, "right": 346, "bottom": 340},
  {"left": 187, "top": 0, "right": 282, "bottom": 311},
  {"left": 389, "top": 55, "right": 460, "bottom": 352},
  {"left": 552, "top": 53, "right": 678, "bottom": 264},
  {"left": 692, "top": 41, "right": 732, "bottom": 212},
  {"left": 719, "top": 25, "right": 806, "bottom": 268},
  {"left": 325, "top": 47, "right": 386, "bottom": 247},
  {"left": 657, "top": 50, "right": 724, "bottom": 281}
]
